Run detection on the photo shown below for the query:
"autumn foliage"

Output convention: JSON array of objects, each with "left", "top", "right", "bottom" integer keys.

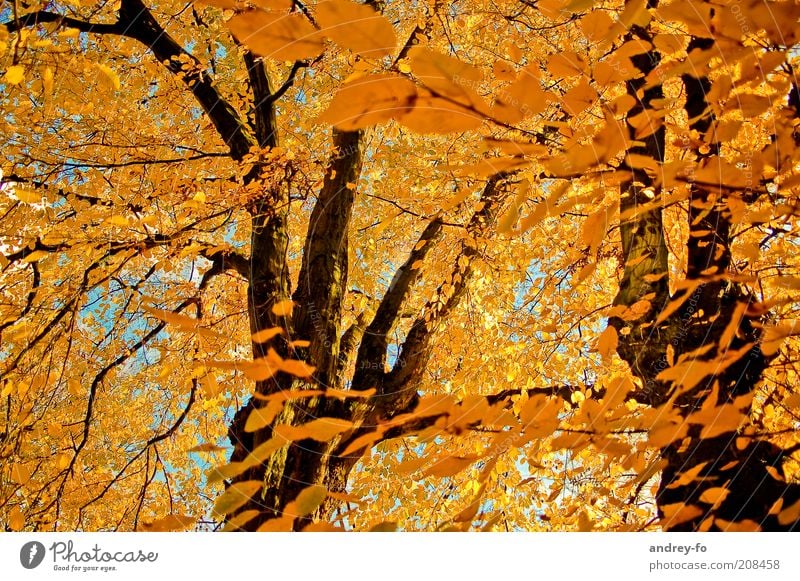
[{"left": 1, "top": 0, "right": 800, "bottom": 532}]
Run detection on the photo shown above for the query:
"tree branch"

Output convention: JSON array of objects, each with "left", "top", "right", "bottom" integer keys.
[
  {"left": 351, "top": 216, "right": 444, "bottom": 390},
  {"left": 383, "top": 174, "right": 509, "bottom": 401},
  {"left": 2, "top": 2, "right": 257, "bottom": 160}
]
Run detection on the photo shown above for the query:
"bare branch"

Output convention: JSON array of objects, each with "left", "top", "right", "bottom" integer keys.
[
  {"left": 351, "top": 216, "right": 444, "bottom": 389},
  {"left": 2, "top": 2, "right": 256, "bottom": 160},
  {"left": 384, "top": 174, "right": 509, "bottom": 397}
]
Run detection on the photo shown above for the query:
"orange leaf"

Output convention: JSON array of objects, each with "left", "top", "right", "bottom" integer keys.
[
  {"left": 138, "top": 514, "right": 196, "bottom": 532},
  {"left": 227, "top": 10, "right": 323, "bottom": 60},
  {"left": 271, "top": 299, "right": 295, "bottom": 316},
  {"left": 595, "top": 326, "right": 618, "bottom": 362},
  {"left": 274, "top": 417, "right": 353, "bottom": 442},
  {"left": 212, "top": 481, "right": 263, "bottom": 517},
  {"left": 316, "top": 0, "right": 397, "bottom": 58}
]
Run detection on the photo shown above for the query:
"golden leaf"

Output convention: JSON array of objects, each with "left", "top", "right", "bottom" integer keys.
[
  {"left": 222, "top": 510, "right": 262, "bottom": 532},
  {"left": 715, "top": 518, "right": 762, "bottom": 532},
  {"left": 8, "top": 506, "right": 24, "bottom": 531},
  {"left": 244, "top": 400, "right": 284, "bottom": 432},
  {"left": 227, "top": 10, "right": 324, "bottom": 60},
  {"left": 698, "top": 487, "right": 730, "bottom": 505},
  {"left": 290, "top": 485, "right": 327, "bottom": 517},
  {"left": 660, "top": 502, "right": 703, "bottom": 528},
  {"left": 274, "top": 417, "right": 353, "bottom": 442},
  {"left": 595, "top": 326, "right": 618, "bottom": 362},
  {"left": 138, "top": 514, "right": 196, "bottom": 532},
  {"left": 316, "top": 0, "right": 397, "bottom": 58},
  {"left": 251, "top": 327, "right": 283, "bottom": 343},
  {"left": 212, "top": 480, "right": 263, "bottom": 517},
  {"left": 4, "top": 65, "right": 24, "bottom": 85},
  {"left": 317, "top": 74, "right": 416, "bottom": 130}
]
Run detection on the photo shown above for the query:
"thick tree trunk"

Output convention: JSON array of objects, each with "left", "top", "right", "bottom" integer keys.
[
  {"left": 226, "top": 171, "right": 510, "bottom": 531},
  {"left": 612, "top": 28, "right": 800, "bottom": 530}
]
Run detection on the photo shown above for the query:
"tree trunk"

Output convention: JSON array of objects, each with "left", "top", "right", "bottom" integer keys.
[{"left": 612, "top": 26, "right": 800, "bottom": 530}]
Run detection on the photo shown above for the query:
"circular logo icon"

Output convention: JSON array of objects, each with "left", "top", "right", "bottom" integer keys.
[{"left": 20, "top": 541, "right": 46, "bottom": 569}]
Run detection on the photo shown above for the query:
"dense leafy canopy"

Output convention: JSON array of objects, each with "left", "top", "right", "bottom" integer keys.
[{"left": 1, "top": 0, "right": 800, "bottom": 532}]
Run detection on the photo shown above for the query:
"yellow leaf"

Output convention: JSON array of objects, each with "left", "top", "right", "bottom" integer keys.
[
  {"left": 22, "top": 250, "right": 48, "bottom": 263},
  {"left": 222, "top": 509, "right": 262, "bottom": 532},
  {"left": 653, "top": 33, "right": 685, "bottom": 55},
  {"left": 257, "top": 515, "right": 294, "bottom": 531},
  {"left": 212, "top": 480, "right": 263, "bottom": 517},
  {"left": 715, "top": 518, "right": 761, "bottom": 532},
  {"left": 246, "top": 438, "right": 284, "bottom": 467},
  {"left": 324, "top": 387, "right": 376, "bottom": 399},
  {"left": 291, "top": 485, "right": 327, "bottom": 517},
  {"left": 302, "top": 522, "right": 343, "bottom": 532},
  {"left": 244, "top": 400, "right": 283, "bottom": 432},
  {"left": 143, "top": 305, "right": 221, "bottom": 338},
  {"left": 206, "top": 462, "right": 247, "bottom": 484},
  {"left": 595, "top": 326, "right": 618, "bottom": 362},
  {"left": 10, "top": 463, "right": 31, "bottom": 485},
  {"left": 660, "top": 503, "right": 703, "bottom": 528},
  {"left": 369, "top": 521, "right": 398, "bottom": 532},
  {"left": 316, "top": 0, "right": 397, "bottom": 58},
  {"left": 423, "top": 455, "right": 478, "bottom": 477},
  {"left": 491, "top": 66, "right": 548, "bottom": 123},
  {"left": 271, "top": 299, "right": 295, "bottom": 316},
  {"left": 778, "top": 498, "right": 800, "bottom": 526},
  {"left": 408, "top": 47, "right": 486, "bottom": 109},
  {"left": 13, "top": 188, "right": 41, "bottom": 204},
  {"left": 698, "top": 487, "right": 729, "bottom": 505},
  {"left": 4, "top": 65, "right": 24, "bottom": 85},
  {"left": 138, "top": 514, "right": 196, "bottom": 532},
  {"left": 227, "top": 10, "right": 324, "bottom": 60},
  {"left": 339, "top": 429, "right": 385, "bottom": 456},
  {"left": 398, "top": 93, "right": 484, "bottom": 134},
  {"left": 9, "top": 506, "right": 24, "bottom": 531},
  {"left": 580, "top": 11, "right": 615, "bottom": 42},
  {"left": 204, "top": 352, "right": 283, "bottom": 381},
  {"left": 729, "top": 93, "right": 772, "bottom": 117},
  {"left": 647, "top": 419, "right": 688, "bottom": 448},
  {"left": 547, "top": 52, "right": 585, "bottom": 77},
  {"left": 665, "top": 462, "right": 708, "bottom": 489},
  {"left": 279, "top": 358, "right": 316, "bottom": 377},
  {"left": 252, "top": 388, "right": 323, "bottom": 402},
  {"left": 453, "top": 483, "right": 486, "bottom": 523},
  {"left": 274, "top": 417, "right": 353, "bottom": 442},
  {"left": 317, "top": 73, "right": 416, "bottom": 131},
  {"left": 251, "top": 327, "right": 283, "bottom": 343},
  {"left": 187, "top": 442, "right": 227, "bottom": 453},
  {"left": 105, "top": 215, "right": 130, "bottom": 226},
  {"left": 95, "top": 63, "right": 120, "bottom": 90}
]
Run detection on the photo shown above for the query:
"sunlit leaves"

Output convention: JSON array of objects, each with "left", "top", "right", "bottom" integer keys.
[
  {"left": 227, "top": 10, "right": 324, "bottom": 60},
  {"left": 212, "top": 481, "right": 263, "bottom": 518},
  {"left": 291, "top": 485, "right": 327, "bottom": 517},
  {"left": 142, "top": 305, "right": 222, "bottom": 338},
  {"left": 315, "top": 0, "right": 396, "bottom": 58},
  {"left": 317, "top": 73, "right": 415, "bottom": 130},
  {"left": 274, "top": 417, "right": 353, "bottom": 442},
  {"left": 3, "top": 65, "right": 24, "bottom": 85}
]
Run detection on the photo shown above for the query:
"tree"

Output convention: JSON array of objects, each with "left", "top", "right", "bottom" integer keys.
[{"left": 1, "top": 0, "right": 799, "bottom": 532}]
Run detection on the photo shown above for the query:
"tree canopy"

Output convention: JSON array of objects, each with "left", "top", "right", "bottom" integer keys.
[{"left": 1, "top": 0, "right": 800, "bottom": 532}]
